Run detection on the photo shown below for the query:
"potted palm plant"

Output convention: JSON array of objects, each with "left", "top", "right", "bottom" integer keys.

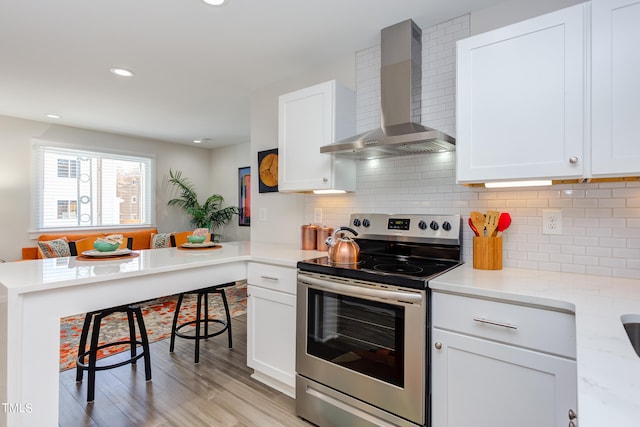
[{"left": 167, "top": 169, "right": 239, "bottom": 241}]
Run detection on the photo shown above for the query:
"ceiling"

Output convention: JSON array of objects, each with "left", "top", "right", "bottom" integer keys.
[{"left": 0, "top": 0, "right": 503, "bottom": 149}]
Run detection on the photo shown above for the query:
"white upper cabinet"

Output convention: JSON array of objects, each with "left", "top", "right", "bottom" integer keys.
[
  {"left": 591, "top": 0, "right": 640, "bottom": 177},
  {"left": 456, "top": 4, "right": 587, "bottom": 183},
  {"left": 278, "top": 80, "right": 356, "bottom": 192}
]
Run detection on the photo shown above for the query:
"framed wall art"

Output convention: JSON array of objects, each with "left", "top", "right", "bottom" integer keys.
[
  {"left": 258, "top": 148, "right": 278, "bottom": 193},
  {"left": 238, "top": 166, "right": 250, "bottom": 226}
]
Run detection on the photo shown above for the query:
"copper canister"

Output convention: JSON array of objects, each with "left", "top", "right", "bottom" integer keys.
[
  {"left": 316, "top": 226, "right": 334, "bottom": 252},
  {"left": 301, "top": 224, "right": 319, "bottom": 250}
]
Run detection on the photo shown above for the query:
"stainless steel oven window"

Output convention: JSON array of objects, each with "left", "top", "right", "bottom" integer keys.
[{"left": 306, "top": 287, "right": 405, "bottom": 387}]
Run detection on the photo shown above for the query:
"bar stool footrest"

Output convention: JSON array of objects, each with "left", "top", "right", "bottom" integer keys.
[
  {"left": 76, "top": 340, "right": 148, "bottom": 372},
  {"left": 174, "top": 319, "right": 229, "bottom": 340}
]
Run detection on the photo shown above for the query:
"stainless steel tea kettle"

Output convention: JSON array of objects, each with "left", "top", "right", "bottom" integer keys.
[{"left": 325, "top": 227, "right": 360, "bottom": 264}]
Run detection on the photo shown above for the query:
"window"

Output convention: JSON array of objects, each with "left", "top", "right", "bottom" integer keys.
[
  {"left": 33, "top": 144, "right": 154, "bottom": 230},
  {"left": 57, "top": 200, "right": 78, "bottom": 219},
  {"left": 57, "top": 159, "right": 78, "bottom": 178}
]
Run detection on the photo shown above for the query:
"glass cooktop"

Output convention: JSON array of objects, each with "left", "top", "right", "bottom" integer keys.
[{"left": 297, "top": 253, "right": 461, "bottom": 290}]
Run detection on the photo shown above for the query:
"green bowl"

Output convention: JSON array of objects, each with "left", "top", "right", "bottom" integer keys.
[
  {"left": 93, "top": 241, "right": 120, "bottom": 252},
  {"left": 187, "top": 235, "right": 207, "bottom": 244}
]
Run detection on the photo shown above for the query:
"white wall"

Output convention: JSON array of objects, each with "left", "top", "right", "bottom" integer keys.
[
  {"left": 470, "top": 0, "right": 585, "bottom": 35},
  {"left": 0, "top": 115, "right": 215, "bottom": 261},
  {"left": 301, "top": 10, "right": 640, "bottom": 280},
  {"left": 246, "top": 0, "right": 594, "bottom": 249},
  {"left": 209, "top": 142, "right": 251, "bottom": 242},
  {"left": 249, "top": 54, "right": 356, "bottom": 246}
]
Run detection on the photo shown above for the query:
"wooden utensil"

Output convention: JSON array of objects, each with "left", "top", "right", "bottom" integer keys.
[
  {"left": 496, "top": 212, "right": 512, "bottom": 236},
  {"left": 470, "top": 211, "right": 486, "bottom": 237},
  {"left": 484, "top": 210, "right": 500, "bottom": 237},
  {"left": 468, "top": 217, "right": 480, "bottom": 236}
]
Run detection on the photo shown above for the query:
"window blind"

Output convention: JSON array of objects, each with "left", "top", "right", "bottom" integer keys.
[{"left": 32, "top": 144, "right": 154, "bottom": 231}]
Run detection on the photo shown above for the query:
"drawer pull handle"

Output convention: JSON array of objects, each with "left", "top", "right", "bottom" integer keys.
[
  {"left": 260, "top": 275, "right": 279, "bottom": 281},
  {"left": 473, "top": 317, "right": 518, "bottom": 330}
]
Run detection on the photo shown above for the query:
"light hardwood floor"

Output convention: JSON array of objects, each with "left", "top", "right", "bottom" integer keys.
[{"left": 59, "top": 315, "right": 311, "bottom": 426}]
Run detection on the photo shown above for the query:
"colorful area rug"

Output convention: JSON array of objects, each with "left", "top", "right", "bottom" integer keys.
[{"left": 59, "top": 282, "right": 247, "bottom": 371}]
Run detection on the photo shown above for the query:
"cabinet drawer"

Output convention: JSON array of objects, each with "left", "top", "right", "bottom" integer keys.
[
  {"left": 432, "top": 292, "right": 576, "bottom": 358},
  {"left": 247, "top": 262, "right": 297, "bottom": 294}
]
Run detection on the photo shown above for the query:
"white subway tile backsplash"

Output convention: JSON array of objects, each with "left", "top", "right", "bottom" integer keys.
[
  {"left": 563, "top": 264, "right": 586, "bottom": 274},
  {"left": 601, "top": 257, "right": 627, "bottom": 268},
  {"left": 587, "top": 246, "right": 612, "bottom": 257},
  {"left": 304, "top": 15, "right": 640, "bottom": 279}
]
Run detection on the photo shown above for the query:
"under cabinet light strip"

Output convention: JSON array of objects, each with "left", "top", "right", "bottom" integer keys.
[{"left": 484, "top": 180, "right": 552, "bottom": 188}]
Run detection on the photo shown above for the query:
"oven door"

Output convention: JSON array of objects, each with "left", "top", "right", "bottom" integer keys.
[{"left": 296, "top": 271, "right": 426, "bottom": 425}]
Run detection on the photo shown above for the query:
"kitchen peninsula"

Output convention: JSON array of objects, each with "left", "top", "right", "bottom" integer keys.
[
  {"left": 1, "top": 242, "right": 640, "bottom": 426},
  {"left": 0, "top": 242, "right": 321, "bottom": 427}
]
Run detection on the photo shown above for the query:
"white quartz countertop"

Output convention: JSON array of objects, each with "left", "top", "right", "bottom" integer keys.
[
  {"left": 2, "top": 242, "right": 638, "bottom": 426},
  {"left": 430, "top": 263, "right": 640, "bottom": 427},
  {"left": 0, "top": 241, "right": 324, "bottom": 295}
]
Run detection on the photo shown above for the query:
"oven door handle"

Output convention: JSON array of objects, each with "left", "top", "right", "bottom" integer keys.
[{"left": 298, "top": 275, "right": 423, "bottom": 304}]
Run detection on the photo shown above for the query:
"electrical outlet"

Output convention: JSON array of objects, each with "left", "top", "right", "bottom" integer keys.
[
  {"left": 542, "top": 209, "right": 562, "bottom": 235},
  {"left": 314, "top": 208, "right": 323, "bottom": 224}
]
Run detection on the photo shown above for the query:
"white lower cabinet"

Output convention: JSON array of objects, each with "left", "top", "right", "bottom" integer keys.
[
  {"left": 246, "top": 262, "right": 297, "bottom": 397},
  {"left": 431, "top": 292, "right": 578, "bottom": 427}
]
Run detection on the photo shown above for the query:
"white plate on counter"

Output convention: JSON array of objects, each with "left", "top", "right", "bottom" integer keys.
[
  {"left": 181, "top": 242, "right": 217, "bottom": 248},
  {"left": 82, "top": 248, "right": 132, "bottom": 257}
]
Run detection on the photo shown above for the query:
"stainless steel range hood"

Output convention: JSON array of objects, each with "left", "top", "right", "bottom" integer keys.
[{"left": 320, "top": 19, "right": 455, "bottom": 159}]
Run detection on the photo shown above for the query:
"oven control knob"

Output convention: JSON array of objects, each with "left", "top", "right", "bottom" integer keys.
[
  {"left": 353, "top": 218, "right": 361, "bottom": 227},
  {"left": 430, "top": 221, "right": 439, "bottom": 231},
  {"left": 442, "top": 221, "right": 452, "bottom": 231},
  {"left": 418, "top": 220, "right": 427, "bottom": 230},
  {"left": 362, "top": 219, "right": 370, "bottom": 228}
]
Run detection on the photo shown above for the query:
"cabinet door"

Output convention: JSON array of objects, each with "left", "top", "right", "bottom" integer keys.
[
  {"left": 246, "top": 285, "right": 296, "bottom": 392},
  {"left": 431, "top": 328, "right": 577, "bottom": 427},
  {"left": 456, "top": 4, "right": 586, "bottom": 183},
  {"left": 278, "top": 80, "right": 356, "bottom": 192},
  {"left": 592, "top": 0, "right": 640, "bottom": 177}
]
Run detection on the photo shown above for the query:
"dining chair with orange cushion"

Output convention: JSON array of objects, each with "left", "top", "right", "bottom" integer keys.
[
  {"left": 170, "top": 230, "right": 213, "bottom": 247},
  {"left": 70, "top": 236, "right": 133, "bottom": 256}
]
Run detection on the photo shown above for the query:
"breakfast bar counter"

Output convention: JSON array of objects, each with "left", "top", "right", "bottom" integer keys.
[
  {"left": 0, "top": 241, "right": 322, "bottom": 427},
  {"left": 2, "top": 242, "right": 640, "bottom": 426}
]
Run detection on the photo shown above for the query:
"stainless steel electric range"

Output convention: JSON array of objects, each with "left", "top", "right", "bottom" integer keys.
[{"left": 295, "top": 213, "right": 463, "bottom": 427}]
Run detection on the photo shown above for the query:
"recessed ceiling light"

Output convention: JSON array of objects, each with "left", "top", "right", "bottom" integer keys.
[
  {"left": 203, "top": 0, "right": 226, "bottom": 5},
  {"left": 193, "top": 139, "right": 202, "bottom": 144},
  {"left": 45, "top": 114, "right": 61, "bottom": 119},
  {"left": 110, "top": 67, "right": 135, "bottom": 77}
]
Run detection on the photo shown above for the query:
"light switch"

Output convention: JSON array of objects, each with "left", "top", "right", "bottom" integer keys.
[{"left": 259, "top": 208, "right": 267, "bottom": 221}]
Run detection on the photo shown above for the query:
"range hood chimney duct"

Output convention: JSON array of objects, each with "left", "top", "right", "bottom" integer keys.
[{"left": 320, "top": 19, "right": 455, "bottom": 159}]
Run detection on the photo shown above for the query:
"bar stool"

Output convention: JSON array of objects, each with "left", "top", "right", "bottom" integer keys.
[
  {"left": 75, "top": 303, "right": 152, "bottom": 402},
  {"left": 169, "top": 283, "right": 234, "bottom": 363},
  {"left": 167, "top": 232, "right": 233, "bottom": 363}
]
